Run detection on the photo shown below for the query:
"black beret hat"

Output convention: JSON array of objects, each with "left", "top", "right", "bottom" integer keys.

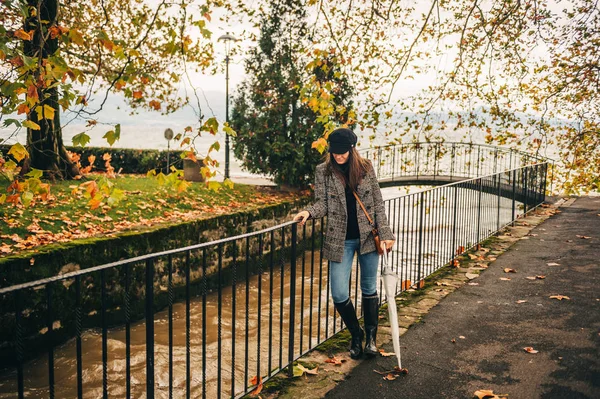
[{"left": 328, "top": 128, "right": 357, "bottom": 154}]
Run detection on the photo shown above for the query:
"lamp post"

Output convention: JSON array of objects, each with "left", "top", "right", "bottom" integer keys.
[
  {"left": 164, "top": 128, "right": 173, "bottom": 173},
  {"left": 218, "top": 32, "right": 237, "bottom": 179}
]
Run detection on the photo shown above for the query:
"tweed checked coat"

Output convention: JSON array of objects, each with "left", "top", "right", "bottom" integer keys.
[{"left": 305, "top": 160, "right": 395, "bottom": 263}]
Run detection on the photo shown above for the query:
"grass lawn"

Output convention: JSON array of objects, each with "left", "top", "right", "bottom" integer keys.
[{"left": 1, "top": 174, "right": 300, "bottom": 256}]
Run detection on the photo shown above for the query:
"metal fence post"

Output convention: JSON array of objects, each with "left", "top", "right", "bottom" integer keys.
[
  {"left": 145, "top": 259, "right": 155, "bottom": 397},
  {"left": 452, "top": 185, "right": 459, "bottom": 259},
  {"left": 497, "top": 172, "right": 501, "bottom": 232},
  {"left": 288, "top": 224, "right": 298, "bottom": 377},
  {"left": 523, "top": 167, "right": 529, "bottom": 214},
  {"left": 417, "top": 191, "right": 425, "bottom": 286},
  {"left": 512, "top": 169, "right": 517, "bottom": 223},
  {"left": 476, "top": 178, "right": 482, "bottom": 243}
]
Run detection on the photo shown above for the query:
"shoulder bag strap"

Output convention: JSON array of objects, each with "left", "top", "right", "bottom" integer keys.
[{"left": 352, "top": 190, "right": 376, "bottom": 228}]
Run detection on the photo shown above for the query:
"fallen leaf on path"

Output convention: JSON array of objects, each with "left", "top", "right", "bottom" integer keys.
[
  {"left": 500, "top": 277, "right": 511, "bottom": 281},
  {"left": 547, "top": 262, "right": 560, "bottom": 266},
  {"left": 576, "top": 235, "right": 591, "bottom": 239},
  {"left": 516, "top": 300, "right": 528, "bottom": 304},
  {"left": 468, "top": 282, "right": 479, "bottom": 286},
  {"left": 536, "top": 275, "right": 546, "bottom": 279},
  {"left": 293, "top": 363, "right": 318, "bottom": 377},
  {"left": 474, "top": 389, "right": 508, "bottom": 399},
  {"left": 325, "top": 356, "right": 345, "bottom": 366},
  {"left": 504, "top": 268, "right": 517, "bottom": 273},
  {"left": 379, "top": 349, "right": 396, "bottom": 357},
  {"left": 465, "top": 273, "right": 479, "bottom": 280},
  {"left": 550, "top": 295, "right": 570, "bottom": 300},
  {"left": 383, "top": 373, "right": 397, "bottom": 380},
  {"left": 459, "top": 335, "right": 466, "bottom": 339},
  {"left": 451, "top": 338, "right": 456, "bottom": 343},
  {"left": 523, "top": 347, "right": 539, "bottom": 354}
]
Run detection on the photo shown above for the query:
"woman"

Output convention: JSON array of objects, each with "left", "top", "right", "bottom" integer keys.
[{"left": 294, "top": 128, "right": 395, "bottom": 359}]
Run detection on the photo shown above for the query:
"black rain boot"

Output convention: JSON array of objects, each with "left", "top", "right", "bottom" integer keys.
[
  {"left": 363, "top": 294, "right": 379, "bottom": 357},
  {"left": 334, "top": 299, "right": 364, "bottom": 359}
]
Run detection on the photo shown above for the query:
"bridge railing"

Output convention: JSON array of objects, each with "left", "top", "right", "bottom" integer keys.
[
  {"left": 0, "top": 161, "right": 548, "bottom": 399},
  {"left": 360, "top": 142, "right": 546, "bottom": 184}
]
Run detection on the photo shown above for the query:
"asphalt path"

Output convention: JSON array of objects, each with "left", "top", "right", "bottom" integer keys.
[{"left": 326, "top": 196, "right": 600, "bottom": 399}]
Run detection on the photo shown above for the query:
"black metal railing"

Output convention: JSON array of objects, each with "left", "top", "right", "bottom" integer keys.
[
  {"left": 0, "top": 145, "right": 549, "bottom": 399},
  {"left": 360, "top": 142, "right": 546, "bottom": 184}
]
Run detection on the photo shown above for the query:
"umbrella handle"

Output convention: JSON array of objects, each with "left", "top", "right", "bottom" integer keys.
[{"left": 380, "top": 244, "right": 390, "bottom": 268}]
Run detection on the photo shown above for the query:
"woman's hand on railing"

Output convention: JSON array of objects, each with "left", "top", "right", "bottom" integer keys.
[{"left": 293, "top": 210, "right": 310, "bottom": 226}]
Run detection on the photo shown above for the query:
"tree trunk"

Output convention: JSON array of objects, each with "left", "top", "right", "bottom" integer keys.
[{"left": 24, "top": 0, "right": 79, "bottom": 180}]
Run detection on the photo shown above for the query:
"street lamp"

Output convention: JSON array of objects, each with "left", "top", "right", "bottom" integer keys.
[
  {"left": 217, "top": 32, "right": 237, "bottom": 179},
  {"left": 164, "top": 128, "right": 173, "bottom": 173}
]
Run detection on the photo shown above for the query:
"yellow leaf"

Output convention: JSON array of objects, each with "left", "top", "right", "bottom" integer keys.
[
  {"left": 8, "top": 143, "right": 29, "bottom": 162},
  {"left": 223, "top": 178, "right": 234, "bottom": 189},
  {"left": 22, "top": 120, "right": 40, "bottom": 130},
  {"left": 35, "top": 104, "right": 55, "bottom": 121}
]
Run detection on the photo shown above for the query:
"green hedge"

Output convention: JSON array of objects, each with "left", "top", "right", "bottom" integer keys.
[{"left": 0, "top": 144, "right": 185, "bottom": 174}]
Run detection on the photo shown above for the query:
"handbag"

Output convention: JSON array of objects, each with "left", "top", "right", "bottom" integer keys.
[{"left": 352, "top": 190, "right": 384, "bottom": 255}]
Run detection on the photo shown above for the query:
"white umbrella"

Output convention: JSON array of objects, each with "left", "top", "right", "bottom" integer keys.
[{"left": 381, "top": 246, "right": 402, "bottom": 369}]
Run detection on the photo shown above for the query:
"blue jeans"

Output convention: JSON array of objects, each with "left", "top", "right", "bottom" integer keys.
[{"left": 330, "top": 239, "right": 379, "bottom": 304}]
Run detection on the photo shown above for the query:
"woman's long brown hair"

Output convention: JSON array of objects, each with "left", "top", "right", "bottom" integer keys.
[{"left": 325, "top": 148, "right": 371, "bottom": 191}]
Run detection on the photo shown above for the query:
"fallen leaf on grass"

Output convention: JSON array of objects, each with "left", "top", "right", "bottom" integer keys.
[
  {"left": 550, "top": 295, "right": 570, "bottom": 300},
  {"left": 488, "top": 257, "right": 497, "bottom": 261},
  {"left": 465, "top": 273, "right": 479, "bottom": 280},
  {"left": 474, "top": 389, "right": 508, "bottom": 399},
  {"left": 468, "top": 253, "right": 483, "bottom": 260},
  {"left": 547, "top": 262, "right": 560, "bottom": 266},
  {"left": 504, "top": 268, "right": 517, "bottom": 273},
  {"left": 523, "top": 347, "right": 539, "bottom": 354},
  {"left": 325, "top": 356, "right": 345, "bottom": 366},
  {"left": 452, "top": 259, "right": 460, "bottom": 267},
  {"left": 499, "top": 277, "right": 511, "bottom": 281}
]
